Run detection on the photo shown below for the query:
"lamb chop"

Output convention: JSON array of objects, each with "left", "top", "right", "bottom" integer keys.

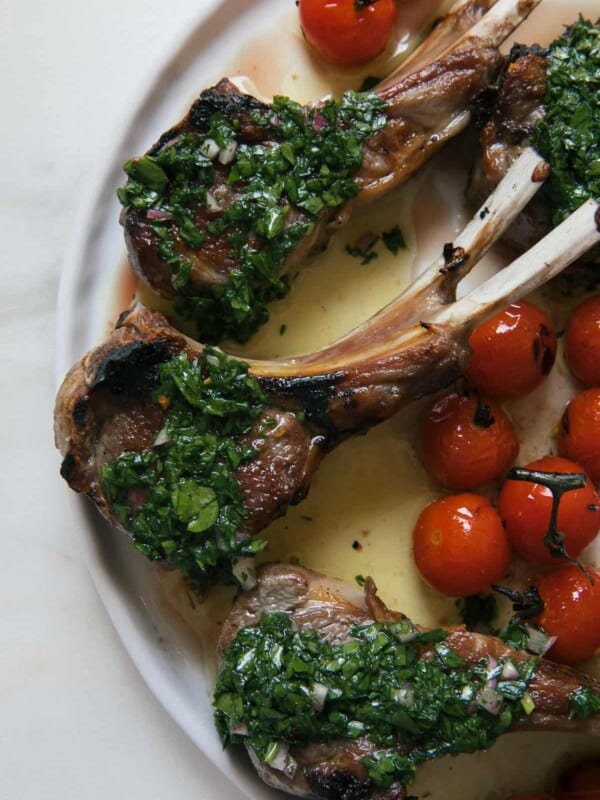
[
  {"left": 119, "top": 0, "right": 541, "bottom": 342},
  {"left": 55, "top": 148, "right": 600, "bottom": 592},
  {"left": 215, "top": 563, "right": 600, "bottom": 800},
  {"left": 468, "top": 16, "right": 600, "bottom": 261}
]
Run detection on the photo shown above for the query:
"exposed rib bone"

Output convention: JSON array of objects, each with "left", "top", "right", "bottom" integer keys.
[
  {"left": 55, "top": 169, "right": 600, "bottom": 588},
  {"left": 121, "top": 0, "right": 541, "bottom": 342},
  {"left": 287, "top": 145, "right": 547, "bottom": 365}
]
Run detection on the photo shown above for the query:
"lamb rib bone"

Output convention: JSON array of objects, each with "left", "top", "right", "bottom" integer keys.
[
  {"left": 55, "top": 170, "right": 600, "bottom": 585},
  {"left": 120, "top": 0, "right": 541, "bottom": 341},
  {"left": 216, "top": 563, "right": 600, "bottom": 800}
]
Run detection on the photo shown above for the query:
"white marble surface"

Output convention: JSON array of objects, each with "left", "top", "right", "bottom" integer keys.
[{"left": 1, "top": 1, "right": 237, "bottom": 796}]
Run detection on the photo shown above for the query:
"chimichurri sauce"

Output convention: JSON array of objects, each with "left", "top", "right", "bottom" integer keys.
[
  {"left": 101, "top": 348, "right": 268, "bottom": 591},
  {"left": 118, "top": 91, "right": 386, "bottom": 343},
  {"left": 214, "top": 613, "right": 541, "bottom": 789},
  {"left": 532, "top": 17, "right": 600, "bottom": 226}
]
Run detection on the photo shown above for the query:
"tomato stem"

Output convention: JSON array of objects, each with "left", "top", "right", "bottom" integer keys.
[
  {"left": 492, "top": 584, "right": 544, "bottom": 619},
  {"left": 506, "top": 468, "right": 594, "bottom": 582}
]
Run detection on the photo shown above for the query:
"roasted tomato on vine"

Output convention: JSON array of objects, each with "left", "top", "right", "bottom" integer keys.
[
  {"left": 556, "top": 758, "right": 600, "bottom": 799},
  {"left": 565, "top": 294, "right": 600, "bottom": 387},
  {"left": 498, "top": 455, "right": 600, "bottom": 567},
  {"left": 419, "top": 391, "right": 519, "bottom": 490},
  {"left": 557, "top": 388, "right": 600, "bottom": 484},
  {"left": 467, "top": 300, "right": 557, "bottom": 398},
  {"left": 532, "top": 565, "right": 600, "bottom": 665},
  {"left": 412, "top": 493, "right": 511, "bottom": 597},
  {"left": 298, "top": 0, "right": 398, "bottom": 66}
]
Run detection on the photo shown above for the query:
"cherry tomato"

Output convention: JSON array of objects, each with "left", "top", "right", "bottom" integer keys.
[
  {"left": 533, "top": 566, "right": 600, "bottom": 664},
  {"left": 420, "top": 391, "right": 519, "bottom": 490},
  {"left": 467, "top": 300, "right": 557, "bottom": 398},
  {"left": 299, "top": 0, "right": 397, "bottom": 66},
  {"left": 565, "top": 294, "right": 600, "bottom": 386},
  {"left": 498, "top": 456, "right": 600, "bottom": 567},
  {"left": 557, "top": 389, "right": 600, "bottom": 484},
  {"left": 556, "top": 758, "right": 600, "bottom": 799},
  {"left": 412, "top": 493, "right": 511, "bottom": 596}
]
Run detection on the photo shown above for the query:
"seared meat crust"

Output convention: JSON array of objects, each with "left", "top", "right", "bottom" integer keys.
[
  {"left": 217, "top": 564, "right": 600, "bottom": 800},
  {"left": 121, "top": 0, "right": 540, "bottom": 324}
]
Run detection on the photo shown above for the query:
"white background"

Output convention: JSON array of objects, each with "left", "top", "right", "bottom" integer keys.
[{"left": 1, "top": 1, "right": 237, "bottom": 796}]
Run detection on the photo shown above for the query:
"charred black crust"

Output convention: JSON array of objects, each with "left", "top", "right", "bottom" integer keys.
[
  {"left": 188, "top": 81, "right": 267, "bottom": 132},
  {"left": 151, "top": 80, "right": 269, "bottom": 152},
  {"left": 91, "top": 341, "right": 172, "bottom": 395},
  {"left": 507, "top": 42, "right": 548, "bottom": 64},
  {"left": 307, "top": 769, "right": 372, "bottom": 800},
  {"left": 60, "top": 453, "right": 76, "bottom": 480},
  {"left": 259, "top": 372, "right": 346, "bottom": 425},
  {"left": 72, "top": 398, "right": 88, "bottom": 427}
]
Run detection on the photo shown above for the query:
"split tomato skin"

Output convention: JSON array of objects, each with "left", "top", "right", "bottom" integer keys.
[
  {"left": 412, "top": 493, "right": 511, "bottom": 597},
  {"left": 565, "top": 294, "right": 600, "bottom": 386},
  {"left": 419, "top": 391, "right": 519, "bottom": 490},
  {"left": 467, "top": 300, "right": 557, "bottom": 398},
  {"left": 557, "top": 388, "right": 600, "bottom": 485},
  {"left": 533, "top": 566, "right": 600, "bottom": 665},
  {"left": 298, "top": 0, "right": 398, "bottom": 66},
  {"left": 498, "top": 455, "right": 600, "bottom": 567}
]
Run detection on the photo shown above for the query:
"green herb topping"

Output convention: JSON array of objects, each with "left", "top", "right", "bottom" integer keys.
[
  {"left": 101, "top": 348, "right": 268, "bottom": 590},
  {"left": 119, "top": 91, "right": 386, "bottom": 343},
  {"left": 532, "top": 17, "right": 600, "bottom": 226},
  {"left": 569, "top": 686, "right": 600, "bottom": 719},
  {"left": 214, "top": 613, "right": 539, "bottom": 788}
]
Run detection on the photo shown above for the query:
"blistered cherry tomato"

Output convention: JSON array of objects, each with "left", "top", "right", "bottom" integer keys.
[
  {"left": 467, "top": 300, "right": 557, "bottom": 398},
  {"left": 498, "top": 456, "right": 600, "bottom": 567},
  {"left": 557, "top": 389, "right": 600, "bottom": 484},
  {"left": 412, "top": 493, "right": 511, "bottom": 596},
  {"left": 533, "top": 566, "right": 600, "bottom": 664},
  {"left": 420, "top": 391, "right": 519, "bottom": 490},
  {"left": 299, "top": 0, "right": 397, "bottom": 66},
  {"left": 556, "top": 758, "right": 600, "bottom": 799},
  {"left": 565, "top": 294, "right": 600, "bottom": 386}
]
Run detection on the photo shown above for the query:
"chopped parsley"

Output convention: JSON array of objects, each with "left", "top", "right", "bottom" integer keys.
[
  {"left": 532, "top": 17, "right": 600, "bottom": 226},
  {"left": 101, "top": 348, "right": 268, "bottom": 591},
  {"left": 214, "top": 613, "right": 539, "bottom": 789},
  {"left": 119, "top": 91, "right": 387, "bottom": 343},
  {"left": 346, "top": 224, "right": 407, "bottom": 265},
  {"left": 568, "top": 686, "right": 600, "bottom": 719}
]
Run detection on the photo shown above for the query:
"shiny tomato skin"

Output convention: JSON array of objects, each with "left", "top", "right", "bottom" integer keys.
[
  {"left": 467, "top": 301, "right": 557, "bottom": 398},
  {"left": 557, "top": 389, "right": 600, "bottom": 484},
  {"left": 299, "top": 0, "right": 397, "bottom": 66},
  {"left": 533, "top": 566, "right": 600, "bottom": 664},
  {"left": 420, "top": 391, "right": 519, "bottom": 490},
  {"left": 498, "top": 456, "right": 600, "bottom": 567},
  {"left": 556, "top": 758, "right": 600, "bottom": 799},
  {"left": 412, "top": 493, "right": 511, "bottom": 597},
  {"left": 565, "top": 294, "right": 600, "bottom": 386}
]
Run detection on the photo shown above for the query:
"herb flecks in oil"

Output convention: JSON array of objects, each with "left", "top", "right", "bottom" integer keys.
[
  {"left": 101, "top": 349, "right": 268, "bottom": 591},
  {"left": 119, "top": 92, "right": 386, "bottom": 342},
  {"left": 214, "top": 613, "right": 539, "bottom": 789},
  {"left": 532, "top": 17, "right": 600, "bottom": 226}
]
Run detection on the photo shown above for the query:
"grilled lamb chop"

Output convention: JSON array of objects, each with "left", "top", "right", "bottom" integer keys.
[
  {"left": 120, "top": 0, "right": 541, "bottom": 342},
  {"left": 469, "top": 16, "right": 600, "bottom": 262},
  {"left": 215, "top": 563, "right": 600, "bottom": 800},
  {"left": 468, "top": 43, "right": 551, "bottom": 251},
  {"left": 55, "top": 154, "right": 600, "bottom": 590}
]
